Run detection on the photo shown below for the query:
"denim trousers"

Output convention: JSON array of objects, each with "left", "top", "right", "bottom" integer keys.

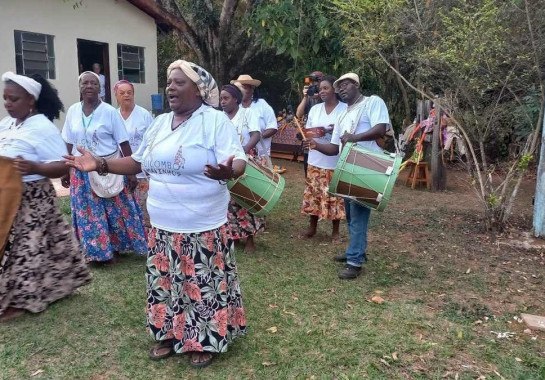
[{"left": 344, "top": 199, "right": 371, "bottom": 267}]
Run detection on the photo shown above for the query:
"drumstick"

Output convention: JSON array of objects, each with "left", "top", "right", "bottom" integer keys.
[{"left": 293, "top": 117, "right": 307, "bottom": 141}]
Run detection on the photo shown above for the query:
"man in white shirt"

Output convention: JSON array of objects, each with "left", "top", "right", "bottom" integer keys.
[
  {"left": 231, "top": 75, "right": 278, "bottom": 168},
  {"left": 93, "top": 63, "right": 106, "bottom": 101},
  {"left": 304, "top": 72, "right": 391, "bottom": 279}
]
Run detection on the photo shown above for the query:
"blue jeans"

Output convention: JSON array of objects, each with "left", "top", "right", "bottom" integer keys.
[{"left": 344, "top": 199, "right": 371, "bottom": 267}]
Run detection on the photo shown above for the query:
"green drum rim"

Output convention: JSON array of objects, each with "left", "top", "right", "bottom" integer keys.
[
  {"left": 329, "top": 142, "right": 401, "bottom": 211},
  {"left": 227, "top": 166, "right": 286, "bottom": 217}
]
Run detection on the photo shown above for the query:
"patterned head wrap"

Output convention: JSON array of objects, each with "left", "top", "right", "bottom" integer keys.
[
  {"left": 114, "top": 80, "right": 134, "bottom": 93},
  {"left": 2, "top": 71, "right": 42, "bottom": 100},
  {"left": 167, "top": 60, "right": 219, "bottom": 107},
  {"left": 221, "top": 84, "right": 242, "bottom": 104}
]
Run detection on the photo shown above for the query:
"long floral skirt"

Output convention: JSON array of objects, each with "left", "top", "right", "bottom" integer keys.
[
  {"left": 301, "top": 165, "right": 346, "bottom": 220},
  {"left": 0, "top": 179, "right": 91, "bottom": 314},
  {"left": 146, "top": 224, "right": 247, "bottom": 354},
  {"left": 70, "top": 168, "right": 147, "bottom": 262},
  {"left": 134, "top": 178, "right": 151, "bottom": 233},
  {"left": 227, "top": 200, "right": 265, "bottom": 240}
]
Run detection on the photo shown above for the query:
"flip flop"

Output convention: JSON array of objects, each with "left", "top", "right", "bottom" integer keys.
[
  {"left": 189, "top": 352, "right": 215, "bottom": 368},
  {"left": 148, "top": 340, "right": 174, "bottom": 361}
]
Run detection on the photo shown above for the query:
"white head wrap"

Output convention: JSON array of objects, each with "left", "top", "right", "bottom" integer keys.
[
  {"left": 1, "top": 71, "right": 42, "bottom": 100},
  {"left": 78, "top": 71, "right": 100, "bottom": 82},
  {"left": 167, "top": 60, "right": 219, "bottom": 107}
]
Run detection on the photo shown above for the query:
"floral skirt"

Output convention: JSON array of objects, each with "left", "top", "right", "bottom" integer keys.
[
  {"left": 70, "top": 168, "right": 147, "bottom": 262},
  {"left": 134, "top": 178, "right": 151, "bottom": 232},
  {"left": 227, "top": 200, "right": 265, "bottom": 240},
  {"left": 146, "top": 224, "right": 247, "bottom": 354},
  {"left": 0, "top": 179, "right": 91, "bottom": 314},
  {"left": 301, "top": 165, "right": 346, "bottom": 220}
]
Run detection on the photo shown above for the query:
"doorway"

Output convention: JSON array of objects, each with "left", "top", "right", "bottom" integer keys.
[{"left": 77, "top": 39, "right": 111, "bottom": 103}]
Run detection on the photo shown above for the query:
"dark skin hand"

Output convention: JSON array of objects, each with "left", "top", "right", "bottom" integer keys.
[
  {"left": 61, "top": 142, "right": 137, "bottom": 191},
  {"left": 204, "top": 155, "right": 246, "bottom": 181},
  {"left": 244, "top": 131, "right": 261, "bottom": 154},
  {"left": 13, "top": 156, "right": 68, "bottom": 178},
  {"left": 302, "top": 123, "right": 388, "bottom": 156}
]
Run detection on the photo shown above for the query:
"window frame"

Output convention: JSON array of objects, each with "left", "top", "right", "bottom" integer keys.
[
  {"left": 117, "top": 44, "right": 145, "bottom": 84},
  {"left": 14, "top": 30, "right": 56, "bottom": 79}
]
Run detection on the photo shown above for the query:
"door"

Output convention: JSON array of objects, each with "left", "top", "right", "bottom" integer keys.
[{"left": 77, "top": 39, "right": 111, "bottom": 104}]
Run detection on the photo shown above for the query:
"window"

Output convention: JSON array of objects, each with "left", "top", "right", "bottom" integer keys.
[
  {"left": 117, "top": 44, "right": 145, "bottom": 83},
  {"left": 14, "top": 30, "right": 55, "bottom": 79}
]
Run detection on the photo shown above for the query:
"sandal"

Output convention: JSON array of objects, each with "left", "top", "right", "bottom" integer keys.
[
  {"left": 189, "top": 352, "right": 215, "bottom": 368},
  {"left": 148, "top": 339, "right": 174, "bottom": 361}
]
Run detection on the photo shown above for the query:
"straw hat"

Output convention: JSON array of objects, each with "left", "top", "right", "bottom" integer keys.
[
  {"left": 230, "top": 74, "right": 261, "bottom": 87},
  {"left": 333, "top": 72, "right": 360, "bottom": 92}
]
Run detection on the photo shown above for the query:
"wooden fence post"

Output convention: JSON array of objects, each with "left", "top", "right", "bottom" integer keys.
[
  {"left": 431, "top": 106, "right": 447, "bottom": 191},
  {"left": 534, "top": 116, "right": 545, "bottom": 237}
]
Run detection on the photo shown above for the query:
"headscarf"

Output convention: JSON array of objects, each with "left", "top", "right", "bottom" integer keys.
[
  {"left": 114, "top": 80, "right": 134, "bottom": 93},
  {"left": 221, "top": 84, "right": 242, "bottom": 104},
  {"left": 78, "top": 71, "right": 100, "bottom": 83},
  {"left": 1, "top": 71, "right": 42, "bottom": 100},
  {"left": 167, "top": 60, "right": 219, "bottom": 107}
]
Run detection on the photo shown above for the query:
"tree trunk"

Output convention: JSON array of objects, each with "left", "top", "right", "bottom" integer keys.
[{"left": 431, "top": 107, "right": 447, "bottom": 191}]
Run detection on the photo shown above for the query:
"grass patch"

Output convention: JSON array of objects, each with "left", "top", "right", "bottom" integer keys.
[{"left": 1, "top": 160, "right": 544, "bottom": 379}]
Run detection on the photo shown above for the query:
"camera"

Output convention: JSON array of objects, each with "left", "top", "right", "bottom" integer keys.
[{"left": 304, "top": 75, "right": 320, "bottom": 97}]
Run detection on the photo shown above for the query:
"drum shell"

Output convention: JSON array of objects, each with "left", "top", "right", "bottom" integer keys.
[
  {"left": 227, "top": 160, "right": 285, "bottom": 216},
  {"left": 329, "top": 143, "right": 401, "bottom": 211}
]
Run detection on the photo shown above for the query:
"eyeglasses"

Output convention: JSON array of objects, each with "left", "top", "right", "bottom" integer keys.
[{"left": 336, "top": 80, "right": 355, "bottom": 90}]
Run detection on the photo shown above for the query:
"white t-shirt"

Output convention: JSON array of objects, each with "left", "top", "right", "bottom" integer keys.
[
  {"left": 331, "top": 95, "right": 391, "bottom": 153},
  {"left": 229, "top": 107, "right": 261, "bottom": 148},
  {"left": 306, "top": 101, "right": 347, "bottom": 170},
  {"left": 119, "top": 105, "right": 154, "bottom": 178},
  {"left": 0, "top": 114, "right": 68, "bottom": 182},
  {"left": 62, "top": 101, "right": 129, "bottom": 156},
  {"left": 244, "top": 98, "right": 277, "bottom": 157},
  {"left": 132, "top": 105, "right": 247, "bottom": 233},
  {"left": 98, "top": 74, "right": 106, "bottom": 99}
]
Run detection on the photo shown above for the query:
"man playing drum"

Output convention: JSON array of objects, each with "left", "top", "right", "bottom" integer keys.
[{"left": 303, "top": 72, "right": 391, "bottom": 279}]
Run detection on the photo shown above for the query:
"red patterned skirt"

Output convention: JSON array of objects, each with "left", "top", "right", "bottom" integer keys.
[{"left": 301, "top": 165, "right": 345, "bottom": 220}]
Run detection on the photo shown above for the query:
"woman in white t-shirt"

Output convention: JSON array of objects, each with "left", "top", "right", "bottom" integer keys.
[
  {"left": 300, "top": 75, "right": 347, "bottom": 242},
  {"left": 65, "top": 60, "right": 248, "bottom": 368},
  {"left": 61, "top": 72, "right": 147, "bottom": 263},
  {"left": 114, "top": 80, "right": 154, "bottom": 233},
  {"left": 231, "top": 75, "right": 278, "bottom": 168},
  {"left": 220, "top": 84, "right": 264, "bottom": 253},
  {"left": 0, "top": 72, "right": 90, "bottom": 322}
]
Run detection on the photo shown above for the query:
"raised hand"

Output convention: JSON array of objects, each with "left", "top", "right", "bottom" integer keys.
[
  {"left": 204, "top": 155, "right": 235, "bottom": 181},
  {"left": 64, "top": 146, "right": 99, "bottom": 172}
]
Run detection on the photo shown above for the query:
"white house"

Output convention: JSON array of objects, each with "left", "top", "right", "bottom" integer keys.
[{"left": 0, "top": 0, "right": 167, "bottom": 126}]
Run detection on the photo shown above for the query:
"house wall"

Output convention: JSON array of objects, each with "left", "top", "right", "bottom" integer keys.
[{"left": 0, "top": 0, "right": 159, "bottom": 126}]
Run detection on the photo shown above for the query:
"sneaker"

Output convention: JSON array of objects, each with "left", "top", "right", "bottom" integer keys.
[
  {"left": 338, "top": 264, "right": 362, "bottom": 279},
  {"left": 333, "top": 253, "right": 347, "bottom": 262}
]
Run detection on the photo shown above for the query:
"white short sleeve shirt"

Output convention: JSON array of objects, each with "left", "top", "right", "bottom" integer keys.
[
  {"left": 119, "top": 104, "right": 154, "bottom": 178},
  {"left": 62, "top": 102, "right": 129, "bottom": 156},
  {"left": 0, "top": 114, "right": 68, "bottom": 182},
  {"left": 245, "top": 98, "right": 277, "bottom": 157},
  {"left": 306, "top": 101, "right": 347, "bottom": 170},
  {"left": 132, "top": 105, "right": 247, "bottom": 233},
  {"left": 331, "top": 95, "right": 391, "bottom": 153},
  {"left": 229, "top": 107, "right": 261, "bottom": 147}
]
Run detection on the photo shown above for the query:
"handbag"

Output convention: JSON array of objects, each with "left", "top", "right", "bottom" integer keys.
[{"left": 88, "top": 150, "right": 124, "bottom": 198}]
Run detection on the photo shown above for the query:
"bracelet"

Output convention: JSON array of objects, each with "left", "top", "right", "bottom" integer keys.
[{"left": 96, "top": 157, "right": 109, "bottom": 176}]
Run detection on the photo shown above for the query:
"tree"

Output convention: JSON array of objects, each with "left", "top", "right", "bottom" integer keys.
[
  {"left": 332, "top": 0, "right": 545, "bottom": 231},
  {"left": 150, "top": 0, "right": 265, "bottom": 84}
]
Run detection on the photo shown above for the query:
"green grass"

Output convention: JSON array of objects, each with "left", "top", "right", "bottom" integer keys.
[{"left": 1, "top": 160, "right": 544, "bottom": 379}]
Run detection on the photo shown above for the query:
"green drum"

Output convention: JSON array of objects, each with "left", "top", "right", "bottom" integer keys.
[
  {"left": 329, "top": 143, "right": 401, "bottom": 211},
  {"left": 227, "top": 159, "right": 285, "bottom": 216}
]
